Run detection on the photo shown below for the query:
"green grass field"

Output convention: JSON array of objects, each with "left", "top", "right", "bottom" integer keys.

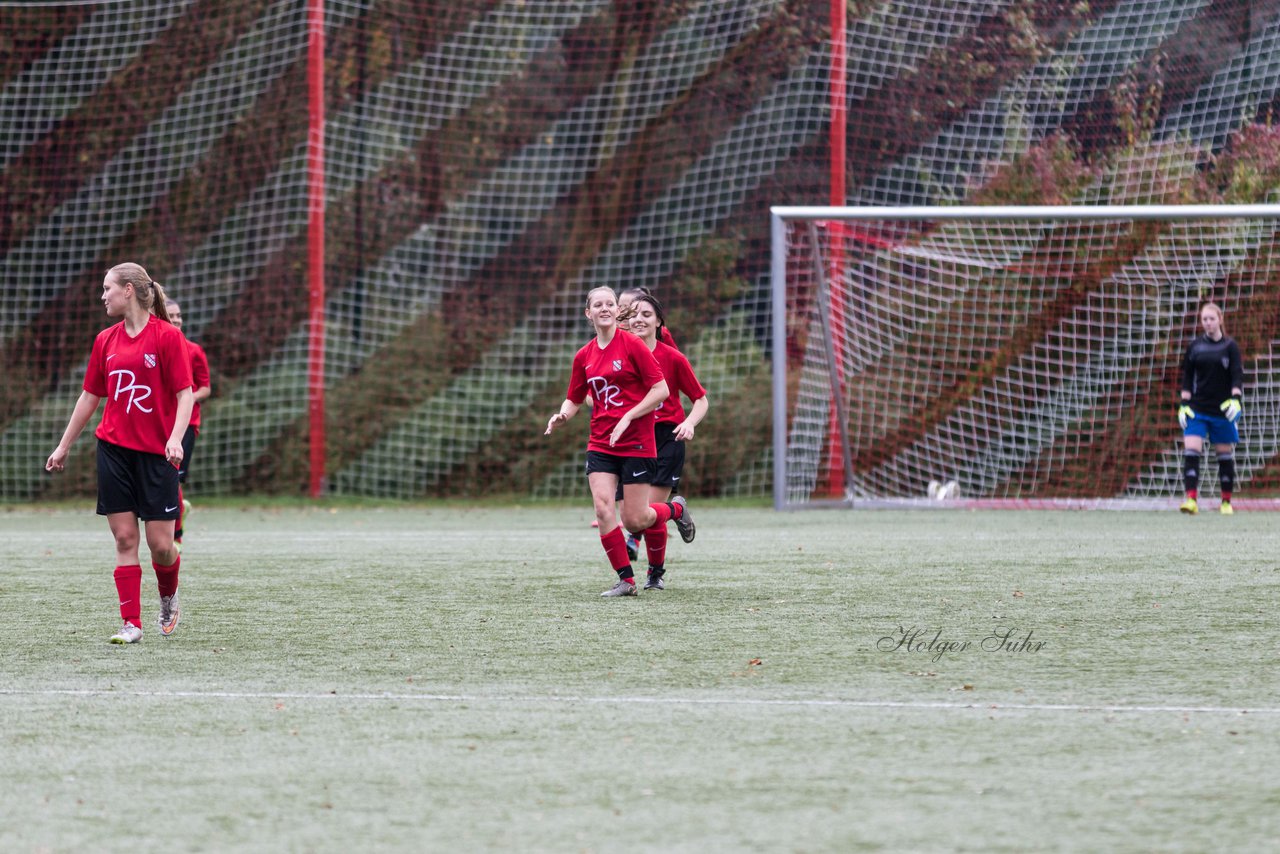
[{"left": 2, "top": 503, "right": 1278, "bottom": 852}]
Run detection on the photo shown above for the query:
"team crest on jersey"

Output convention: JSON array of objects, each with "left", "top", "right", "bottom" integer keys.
[
  {"left": 612, "top": 359, "right": 622, "bottom": 372},
  {"left": 145, "top": 353, "right": 157, "bottom": 368},
  {"left": 1222, "top": 356, "right": 1230, "bottom": 369}
]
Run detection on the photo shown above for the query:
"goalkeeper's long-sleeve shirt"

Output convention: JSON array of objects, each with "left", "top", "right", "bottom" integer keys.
[{"left": 1181, "top": 334, "right": 1244, "bottom": 415}]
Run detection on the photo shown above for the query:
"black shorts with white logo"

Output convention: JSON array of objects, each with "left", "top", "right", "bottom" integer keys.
[
  {"left": 96, "top": 439, "right": 181, "bottom": 521},
  {"left": 177, "top": 424, "right": 198, "bottom": 482},
  {"left": 651, "top": 422, "right": 686, "bottom": 490},
  {"left": 613, "top": 423, "right": 684, "bottom": 499},
  {"left": 586, "top": 450, "right": 656, "bottom": 486}
]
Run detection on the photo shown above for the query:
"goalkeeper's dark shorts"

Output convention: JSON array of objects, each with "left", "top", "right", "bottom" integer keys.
[{"left": 1183, "top": 411, "right": 1239, "bottom": 445}]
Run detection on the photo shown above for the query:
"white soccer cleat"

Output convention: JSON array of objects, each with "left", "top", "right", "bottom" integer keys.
[
  {"left": 601, "top": 579, "right": 638, "bottom": 597},
  {"left": 158, "top": 592, "right": 181, "bottom": 637},
  {"left": 109, "top": 622, "right": 143, "bottom": 644}
]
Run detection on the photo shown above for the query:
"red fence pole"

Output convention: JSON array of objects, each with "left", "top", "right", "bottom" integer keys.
[{"left": 307, "top": 0, "right": 326, "bottom": 498}]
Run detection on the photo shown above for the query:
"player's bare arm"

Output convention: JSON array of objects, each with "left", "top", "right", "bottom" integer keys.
[
  {"left": 46, "top": 391, "right": 103, "bottom": 473},
  {"left": 546, "top": 399, "right": 581, "bottom": 435}
]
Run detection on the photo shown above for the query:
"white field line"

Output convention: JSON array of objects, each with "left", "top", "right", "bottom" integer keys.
[{"left": 1, "top": 688, "right": 1276, "bottom": 715}]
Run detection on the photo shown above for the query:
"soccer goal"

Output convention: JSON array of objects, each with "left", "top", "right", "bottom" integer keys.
[{"left": 771, "top": 204, "right": 1280, "bottom": 510}]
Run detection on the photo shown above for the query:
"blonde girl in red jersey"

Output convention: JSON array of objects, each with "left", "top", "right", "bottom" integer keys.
[
  {"left": 545, "top": 286, "right": 695, "bottom": 597},
  {"left": 46, "top": 263, "right": 194, "bottom": 644},
  {"left": 623, "top": 293, "right": 709, "bottom": 590}
]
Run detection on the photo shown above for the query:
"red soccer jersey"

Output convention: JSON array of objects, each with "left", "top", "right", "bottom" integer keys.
[
  {"left": 84, "top": 315, "right": 194, "bottom": 455},
  {"left": 566, "top": 330, "right": 665, "bottom": 456},
  {"left": 187, "top": 338, "right": 211, "bottom": 433},
  {"left": 659, "top": 326, "right": 678, "bottom": 350},
  {"left": 651, "top": 341, "right": 706, "bottom": 425}
]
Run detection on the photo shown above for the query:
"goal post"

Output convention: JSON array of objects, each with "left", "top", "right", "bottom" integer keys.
[{"left": 771, "top": 204, "right": 1280, "bottom": 510}]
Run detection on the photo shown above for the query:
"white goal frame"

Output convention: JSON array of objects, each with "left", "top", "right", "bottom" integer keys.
[{"left": 771, "top": 204, "right": 1280, "bottom": 511}]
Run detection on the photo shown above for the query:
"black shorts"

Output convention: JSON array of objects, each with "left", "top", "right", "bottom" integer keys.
[
  {"left": 586, "top": 450, "right": 656, "bottom": 487},
  {"left": 177, "top": 424, "right": 198, "bottom": 482},
  {"left": 651, "top": 422, "right": 686, "bottom": 490},
  {"left": 613, "top": 424, "right": 684, "bottom": 498},
  {"left": 96, "top": 439, "right": 181, "bottom": 521}
]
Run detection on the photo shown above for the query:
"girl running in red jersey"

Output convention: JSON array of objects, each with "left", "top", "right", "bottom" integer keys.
[
  {"left": 622, "top": 292, "right": 709, "bottom": 590},
  {"left": 46, "top": 263, "right": 194, "bottom": 643},
  {"left": 545, "top": 286, "right": 695, "bottom": 597},
  {"left": 606, "top": 286, "right": 678, "bottom": 554}
]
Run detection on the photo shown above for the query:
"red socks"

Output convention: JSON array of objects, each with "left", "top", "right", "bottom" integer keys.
[
  {"left": 154, "top": 555, "right": 180, "bottom": 599},
  {"left": 114, "top": 557, "right": 181, "bottom": 627},
  {"left": 600, "top": 527, "right": 634, "bottom": 579},
  {"left": 644, "top": 522, "right": 668, "bottom": 568},
  {"left": 649, "top": 502, "right": 676, "bottom": 525},
  {"left": 114, "top": 565, "right": 143, "bottom": 627}
]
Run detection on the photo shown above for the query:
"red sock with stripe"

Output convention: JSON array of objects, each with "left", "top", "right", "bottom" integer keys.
[
  {"left": 649, "top": 502, "right": 675, "bottom": 525},
  {"left": 644, "top": 522, "right": 668, "bottom": 568},
  {"left": 600, "top": 527, "right": 634, "bottom": 581},
  {"left": 114, "top": 565, "right": 143, "bottom": 627}
]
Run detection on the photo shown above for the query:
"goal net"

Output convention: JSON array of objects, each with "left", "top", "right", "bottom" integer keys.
[{"left": 772, "top": 205, "right": 1280, "bottom": 509}]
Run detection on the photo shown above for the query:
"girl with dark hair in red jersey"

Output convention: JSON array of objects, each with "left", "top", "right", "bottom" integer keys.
[
  {"left": 165, "top": 298, "right": 212, "bottom": 549},
  {"left": 622, "top": 292, "right": 709, "bottom": 590},
  {"left": 619, "top": 285, "right": 678, "bottom": 350},
  {"left": 607, "top": 285, "right": 680, "bottom": 554},
  {"left": 46, "top": 262, "right": 194, "bottom": 643},
  {"left": 545, "top": 286, "right": 695, "bottom": 597}
]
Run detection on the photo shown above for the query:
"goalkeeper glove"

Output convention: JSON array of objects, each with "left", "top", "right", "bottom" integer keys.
[
  {"left": 1177, "top": 404, "right": 1194, "bottom": 430},
  {"left": 1220, "top": 397, "right": 1242, "bottom": 423}
]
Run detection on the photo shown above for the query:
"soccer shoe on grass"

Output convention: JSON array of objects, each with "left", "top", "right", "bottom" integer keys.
[
  {"left": 601, "top": 579, "right": 638, "bottom": 597},
  {"left": 644, "top": 570, "right": 665, "bottom": 591},
  {"left": 672, "top": 495, "right": 695, "bottom": 543},
  {"left": 110, "top": 623, "right": 143, "bottom": 644},
  {"left": 158, "top": 592, "right": 181, "bottom": 637},
  {"left": 625, "top": 532, "right": 640, "bottom": 562},
  {"left": 1179, "top": 497, "right": 1198, "bottom": 515},
  {"left": 1220, "top": 501, "right": 1234, "bottom": 516}
]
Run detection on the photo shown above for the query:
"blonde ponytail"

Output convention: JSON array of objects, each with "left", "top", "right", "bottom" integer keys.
[{"left": 107, "top": 262, "right": 171, "bottom": 321}]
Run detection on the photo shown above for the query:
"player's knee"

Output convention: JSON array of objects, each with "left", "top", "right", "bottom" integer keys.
[
  {"left": 150, "top": 541, "right": 179, "bottom": 565},
  {"left": 592, "top": 498, "right": 615, "bottom": 524},
  {"left": 112, "top": 529, "right": 140, "bottom": 553},
  {"left": 144, "top": 528, "right": 177, "bottom": 559},
  {"left": 620, "top": 508, "right": 649, "bottom": 534}
]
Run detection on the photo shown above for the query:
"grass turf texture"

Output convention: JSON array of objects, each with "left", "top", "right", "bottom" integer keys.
[{"left": 2, "top": 504, "right": 1278, "bottom": 851}]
